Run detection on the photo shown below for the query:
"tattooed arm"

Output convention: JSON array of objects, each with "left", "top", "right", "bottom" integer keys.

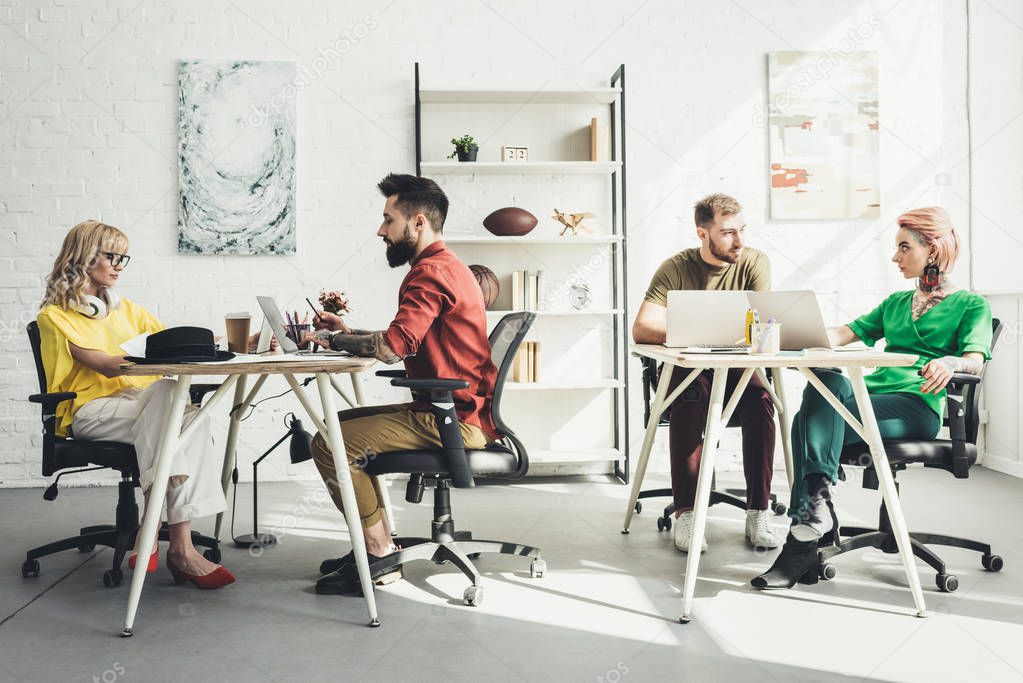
[
  {"left": 919, "top": 352, "right": 985, "bottom": 394},
  {"left": 307, "top": 329, "right": 401, "bottom": 364}
]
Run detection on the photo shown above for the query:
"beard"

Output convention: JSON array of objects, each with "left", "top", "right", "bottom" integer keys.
[
  {"left": 709, "top": 238, "right": 741, "bottom": 264},
  {"left": 384, "top": 225, "right": 417, "bottom": 267}
]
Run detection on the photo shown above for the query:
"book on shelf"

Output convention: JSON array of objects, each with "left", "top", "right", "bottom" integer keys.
[
  {"left": 526, "top": 342, "right": 534, "bottom": 383},
  {"left": 511, "top": 341, "right": 542, "bottom": 383},
  {"left": 509, "top": 269, "right": 544, "bottom": 312},
  {"left": 590, "top": 117, "right": 609, "bottom": 161},
  {"left": 511, "top": 270, "right": 523, "bottom": 311}
]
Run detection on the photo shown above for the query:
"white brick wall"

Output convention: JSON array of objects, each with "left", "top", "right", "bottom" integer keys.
[{"left": 1, "top": 0, "right": 1012, "bottom": 488}]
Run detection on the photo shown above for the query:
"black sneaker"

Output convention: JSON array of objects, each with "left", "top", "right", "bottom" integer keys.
[
  {"left": 319, "top": 551, "right": 354, "bottom": 575},
  {"left": 315, "top": 554, "right": 402, "bottom": 596}
]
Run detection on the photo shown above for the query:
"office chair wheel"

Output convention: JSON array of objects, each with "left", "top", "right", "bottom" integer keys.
[
  {"left": 634, "top": 501, "right": 642, "bottom": 514},
  {"left": 21, "top": 559, "right": 40, "bottom": 578},
  {"left": 463, "top": 585, "right": 484, "bottom": 607},
  {"left": 772, "top": 502, "right": 787, "bottom": 516},
  {"left": 529, "top": 559, "right": 546, "bottom": 578},
  {"left": 982, "top": 554, "right": 1003, "bottom": 572},
  {"left": 203, "top": 548, "right": 222, "bottom": 563},
  {"left": 78, "top": 542, "right": 96, "bottom": 553},
  {"left": 818, "top": 563, "right": 837, "bottom": 581},
  {"left": 103, "top": 568, "right": 123, "bottom": 588},
  {"left": 936, "top": 573, "right": 958, "bottom": 593},
  {"left": 656, "top": 516, "right": 672, "bottom": 532}
]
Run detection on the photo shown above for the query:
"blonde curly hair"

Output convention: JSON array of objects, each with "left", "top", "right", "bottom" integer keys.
[{"left": 42, "top": 220, "right": 129, "bottom": 310}]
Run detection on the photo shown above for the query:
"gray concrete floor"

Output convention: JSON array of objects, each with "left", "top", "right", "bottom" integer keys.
[{"left": 1, "top": 466, "right": 1022, "bottom": 683}]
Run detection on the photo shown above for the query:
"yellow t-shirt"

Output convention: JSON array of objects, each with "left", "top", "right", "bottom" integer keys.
[{"left": 37, "top": 298, "right": 165, "bottom": 437}]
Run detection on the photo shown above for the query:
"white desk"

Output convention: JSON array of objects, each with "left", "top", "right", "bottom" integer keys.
[
  {"left": 119, "top": 354, "right": 379, "bottom": 636},
  {"left": 622, "top": 355, "right": 796, "bottom": 532},
  {"left": 211, "top": 365, "right": 397, "bottom": 540},
  {"left": 630, "top": 345, "right": 928, "bottom": 623}
]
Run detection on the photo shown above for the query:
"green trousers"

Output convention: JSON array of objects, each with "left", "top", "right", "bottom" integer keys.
[{"left": 789, "top": 369, "right": 940, "bottom": 522}]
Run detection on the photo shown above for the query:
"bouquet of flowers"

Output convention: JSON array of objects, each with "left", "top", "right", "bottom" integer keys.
[{"left": 318, "top": 289, "right": 351, "bottom": 316}]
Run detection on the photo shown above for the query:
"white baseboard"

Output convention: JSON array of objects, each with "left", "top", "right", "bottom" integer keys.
[{"left": 980, "top": 453, "right": 1023, "bottom": 479}]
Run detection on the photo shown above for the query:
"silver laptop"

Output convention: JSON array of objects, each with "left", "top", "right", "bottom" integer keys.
[
  {"left": 664, "top": 290, "right": 751, "bottom": 351},
  {"left": 256, "top": 296, "right": 352, "bottom": 356},
  {"left": 746, "top": 290, "right": 833, "bottom": 350}
]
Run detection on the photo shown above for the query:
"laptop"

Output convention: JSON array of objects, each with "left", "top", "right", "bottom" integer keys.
[
  {"left": 746, "top": 290, "right": 836, "bottom": 351},
  {"left": 664, "top": 290, "right": 752, "bottom": 352},
  {"left": 256, "top": 295, "right": 352, "bottom": 356}
]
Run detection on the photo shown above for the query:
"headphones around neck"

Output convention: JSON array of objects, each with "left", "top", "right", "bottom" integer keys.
[{"left": 72, "top": 288, "right": 121, "bottom": 319}]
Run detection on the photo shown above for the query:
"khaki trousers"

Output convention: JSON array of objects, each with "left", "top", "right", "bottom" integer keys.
[{"left": 311, "top": 403, "right": 490, "bottom": 528}]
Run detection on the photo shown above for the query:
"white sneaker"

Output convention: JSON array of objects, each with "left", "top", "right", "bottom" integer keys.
[
  {"left": 674, "top": 511, "right": 707, "bottom": 553},
  {"left": 745, "top": 509, "right": 781, "bottom": 550}
]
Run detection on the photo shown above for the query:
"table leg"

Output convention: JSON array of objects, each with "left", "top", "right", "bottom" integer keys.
[
  {"left": 313, "top": 372, "right": 380, "bottom": 627},
  {"left": 121, "top": 376, "right": 192, "bottom": 637},
  {"left": 770, "top": 368, "right": 796, "bottom": 491},
  {"left": 214, "top": 374, "right": 269, "bottom": 539},
  {"left": 329, "top": 372, "right": 396, "bottom": 536},
  {"left": 847, "top": 367, "right": 928, "bottom": 617},
  {"left": 680, "top": 367, "right": 727, "bottom": 623},
  {"left": 328, "top": 374, "right": 357, "bottom": 409},
  {"left": 622, "top": 364, "right": 675, "bottom": 533},
  {"left": 350, "top": 371, "right": 365, "bottom": 405}
]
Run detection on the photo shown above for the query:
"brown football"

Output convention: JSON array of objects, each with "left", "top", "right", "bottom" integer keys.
[
  {"left": 469, "top": 264, "right": 500, "bottom": 309},
  {"left": 483, "top": 207, "right": 538, "bottom": 237}
]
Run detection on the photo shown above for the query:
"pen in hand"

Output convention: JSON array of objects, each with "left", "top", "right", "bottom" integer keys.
[{"left": 305, "top": 297, "right": 322, "bottom": 324}]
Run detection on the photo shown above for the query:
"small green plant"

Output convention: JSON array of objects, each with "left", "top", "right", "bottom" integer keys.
[{"left": 448, "top": 134, "right": 478, "bottom": 159}]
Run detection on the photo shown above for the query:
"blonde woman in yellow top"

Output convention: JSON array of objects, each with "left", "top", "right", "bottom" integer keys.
[{"left": 38, "top": 220, "right": 235, "bottom": 589}]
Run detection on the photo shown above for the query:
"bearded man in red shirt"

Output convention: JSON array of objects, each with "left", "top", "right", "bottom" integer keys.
[{"left": 305, "top": 173, "right": 499, "bottom": 596}]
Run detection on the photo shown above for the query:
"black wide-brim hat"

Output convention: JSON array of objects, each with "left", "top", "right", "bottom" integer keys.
[{"left": 125, "top": 326, "right": 235, "bottom": 364}]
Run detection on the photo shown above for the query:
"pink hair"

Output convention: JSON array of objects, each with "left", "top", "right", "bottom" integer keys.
[{"left": 897, "top": 207, "right": 960, "bottom": 273}]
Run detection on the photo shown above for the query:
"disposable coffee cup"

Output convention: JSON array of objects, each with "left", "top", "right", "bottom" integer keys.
[
  {"left": 752, "top": 323, "right": 781, "bottom": 355},
  {"left": 225, "top": 312, "right": 251, "bottom": 353}
]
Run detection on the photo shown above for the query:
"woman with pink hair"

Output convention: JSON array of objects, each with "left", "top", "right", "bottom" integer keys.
[{"left": 753, "top": 207, "right": 993, "bottom": 590}]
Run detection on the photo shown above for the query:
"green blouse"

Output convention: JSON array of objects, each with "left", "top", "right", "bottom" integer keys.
[{"left": 847, "top": 289, "right": 993, "bottom": 418}]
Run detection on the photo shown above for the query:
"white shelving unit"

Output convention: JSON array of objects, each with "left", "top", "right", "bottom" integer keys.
[
  {"left": 420, "top": 161, "right": 621, "bottom": 175},
  {"left": 414, "top": 63, "right": 631, "bottom": 479},
  {"left": 419, "top": 87, "right": 621, "bottom": 105},
  {"left": 444, "top": 235, "right": 621, "bottom": 245}
]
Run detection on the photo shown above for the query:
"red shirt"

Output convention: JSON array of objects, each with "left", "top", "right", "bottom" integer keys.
[{"left": 383, "top": 241, "right": 500, "bottom": 439}]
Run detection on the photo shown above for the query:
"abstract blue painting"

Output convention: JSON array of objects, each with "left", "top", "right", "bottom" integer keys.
[{"left": 178, "top": 60, "right": 296, "bottom": 254}]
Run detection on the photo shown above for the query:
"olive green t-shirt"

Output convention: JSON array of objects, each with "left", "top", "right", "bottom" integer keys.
[{"left": 643, "top": 247, "right": 771, "bottom": 306}]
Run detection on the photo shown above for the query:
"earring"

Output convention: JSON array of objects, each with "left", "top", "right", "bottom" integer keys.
[{"left": 921, "top": 258, "right": 941, "bottom": 290}]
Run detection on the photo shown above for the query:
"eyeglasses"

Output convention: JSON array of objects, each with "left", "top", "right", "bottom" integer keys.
[{"left": 102, "top": 252, "right": 131, "bottom": 268}]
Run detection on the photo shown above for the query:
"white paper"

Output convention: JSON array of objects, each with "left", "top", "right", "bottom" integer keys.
[{"left": 120, "top": 332, "right": 150, "bottom": 357}]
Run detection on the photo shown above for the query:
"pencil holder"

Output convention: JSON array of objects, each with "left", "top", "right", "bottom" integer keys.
[
  {"left": 752, "top": 323, "right": 781, "bottom": 354},
  {"left": 286, "top": 323, "right": 312, "bottom": 350}
]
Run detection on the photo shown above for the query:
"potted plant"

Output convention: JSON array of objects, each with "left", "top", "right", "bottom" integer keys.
[{"left": 448, "top": 134, "right": 479, "bottom": 162}]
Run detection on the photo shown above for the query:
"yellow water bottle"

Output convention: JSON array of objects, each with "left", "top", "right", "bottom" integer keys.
[{"left": 744, "top": 308, "right": 755, "bottom": 345}]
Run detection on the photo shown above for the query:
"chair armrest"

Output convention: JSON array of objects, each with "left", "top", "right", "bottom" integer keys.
[
  {"left": 28, "top": 392, "right": 77, "bottom": 409},
  {"left": 375, "top": 369, "right": 407, "bottom": 379},
  {"left": 390, "top": 377, "right": 470, "bottom": 391},
  {"left": 189, "top": 383, "right": 222, "bottom": 405},
  {"left": 945, "top": 373, "right": 979, "bottom": 478},
  {"left": 388, "top": 377, "right": 474, "bottom": 488},
  {"left": 947, "top": 372, "right": 981, "bottom": 388}
]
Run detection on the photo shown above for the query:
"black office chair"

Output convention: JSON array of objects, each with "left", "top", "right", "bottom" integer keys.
[
  {"left": 633, "top": 356, "right": 787, "bottom": 532},
  {"left": 23, "top": 321, "right": 222, "bottom": 588},
  {"left": 817, "top": 318, "right": 1006, "bottom": 593},
  {"left": 359, "top": 312, "right": 544, "bottom": 606}
]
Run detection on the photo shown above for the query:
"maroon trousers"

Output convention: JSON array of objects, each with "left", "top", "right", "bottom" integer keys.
[{"left": 665, "top": 367, "right": 776, "bottom": 511}]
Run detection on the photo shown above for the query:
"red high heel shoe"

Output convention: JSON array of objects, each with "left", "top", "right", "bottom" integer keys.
[
  {"left": 128, "top": 549, "right": 159, "bottom": 573},
  {"left": 166, "top": 553, "right": 236, "bottom": 590}
]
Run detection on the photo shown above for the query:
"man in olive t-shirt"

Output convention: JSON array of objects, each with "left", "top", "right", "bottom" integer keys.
[{"left": 632, "top": 193, "right": 779, "bottom": 553}]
